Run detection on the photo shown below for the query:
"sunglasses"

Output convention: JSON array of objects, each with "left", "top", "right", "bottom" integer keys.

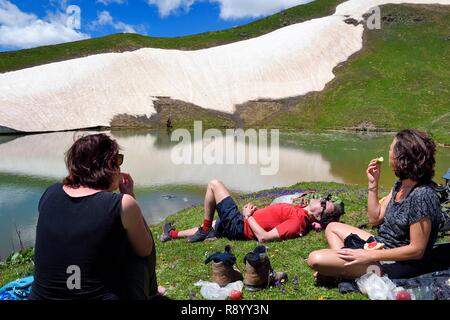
[
  {"left": 320, "top": 194, "right": 332, "bottom": 216},
  {"left": 116, "top": 154, "right": 124, "bottom": 167}
]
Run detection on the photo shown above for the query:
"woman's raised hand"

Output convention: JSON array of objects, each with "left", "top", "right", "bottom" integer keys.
[
  {"left": 367, "top": 159, "right": 381, "bottom": 188},
  {"left": 120, "top": 172, "right": 135, "bottom": 198}
]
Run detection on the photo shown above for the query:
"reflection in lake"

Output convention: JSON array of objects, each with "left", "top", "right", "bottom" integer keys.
[
  {"left": 0, "top": 130, "right": 343, "bottom": 191},
  {"left": 0, "top": 130, "right": 448, "bottom": 259}
]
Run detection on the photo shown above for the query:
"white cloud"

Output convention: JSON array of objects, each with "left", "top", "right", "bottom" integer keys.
[
  {"left": 97, "top": 10, "right": 114, "bottom": 25},
  {"left": 0, "top": 0, "right": 89, "bottom": 50},
  {"left": 91, "top": 10, "right": 141, "bottom": 34},
  {"left": 215, "top": 0, "right": 314, "bottom": 20},
  {"left": 146, "top": 0, "right": 195, "bottom": 18},
  {"left": 96, "top": 0, "right": 128, "bottom": 5},
  {"left": 114, "top": 21, "right": 138, "bottom": 33},
  {"left": 146, "top": 0, "right": 313, "bottom": 19}
]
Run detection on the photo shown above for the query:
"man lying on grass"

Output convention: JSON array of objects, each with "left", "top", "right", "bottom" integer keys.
[{"left": 159, "top": 179, "right": 344, "bottom": 243}]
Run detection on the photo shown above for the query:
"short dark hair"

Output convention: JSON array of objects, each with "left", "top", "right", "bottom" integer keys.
[
  {"left": 63, "top": 133, "right": 120, "bottom": 190},
  {"left": 393, "top": 129, "right": 436, "bottom": 183},
  {"left": 321, "top": 202, "right": 345, "bottom": 226}
]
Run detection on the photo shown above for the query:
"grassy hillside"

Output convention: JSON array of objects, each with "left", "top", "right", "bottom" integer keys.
[
  {"left": 3, "top": 181, "right": 449, "bottom": 300},
  {"left": 0, "top": 0, "right": 344, "bottom": 73},
  {"left": 262, "top": 4, "right": 450, "bottom": 145},
  {"left": 0, "top": 1, "right": 448, "bottom": 144}
]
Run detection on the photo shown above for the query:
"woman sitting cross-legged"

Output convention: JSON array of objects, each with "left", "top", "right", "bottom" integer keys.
[
  {"left": 30, "top": 134, "right": 164, "bottom": 300},
  {"left": 307, "top": 129, "right": 442, "bottom": 282}
]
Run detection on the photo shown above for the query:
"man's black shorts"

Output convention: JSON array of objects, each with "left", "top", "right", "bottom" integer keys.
[{"left": 214, "top": 196, "right": 246, "bottom": 240}]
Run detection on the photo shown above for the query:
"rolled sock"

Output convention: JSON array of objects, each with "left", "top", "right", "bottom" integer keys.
[
  {"left": 202, "top": 219, "right": 212, "bottom": 232},
  {"left": 169, "top": 230, "right": 179, "bottom": 239}
]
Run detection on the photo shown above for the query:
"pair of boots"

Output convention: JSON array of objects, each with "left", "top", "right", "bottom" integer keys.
[{"left": 205, "top": 245, "right": 288, "bottom": 291}]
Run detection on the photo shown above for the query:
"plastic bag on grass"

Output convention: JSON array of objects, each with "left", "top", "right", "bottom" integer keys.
[
  {"left": 194, "top": 280, "right": 243, "bottom": 300},
  {"left": 356, "top": 272, "right": 397, "bottom": 300},
  {"left": 271, "top": 193, "right": 303, "bottom": 205}
]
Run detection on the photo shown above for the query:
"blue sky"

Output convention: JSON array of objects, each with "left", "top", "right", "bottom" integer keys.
[{"left": 0, "top": 0, "right": 313, "bottom": 51}]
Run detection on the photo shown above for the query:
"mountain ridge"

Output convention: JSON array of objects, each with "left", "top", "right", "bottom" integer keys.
[{"left": 0, "top": 0, "right": 449, "bottom": 144}]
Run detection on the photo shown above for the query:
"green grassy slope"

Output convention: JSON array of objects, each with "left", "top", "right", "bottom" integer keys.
[
  {"left": 0, "top": 0, "right": 344, "bottom": 73},
  {"left": 0, "top": 2, "right": 448, "bottom": 144},
  {"left": 151, "top": 182, "right": 378, "bottom": 300},
  {"left": 3, "top": 181, "right": 448, "bottom": 300},
  {"left": 265, "top": 4, "right": 450, "bottom": 144}
]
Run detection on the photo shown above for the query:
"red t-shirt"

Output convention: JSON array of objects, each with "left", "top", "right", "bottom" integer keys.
[{"left": 243, "top": 203, "right": 310, "bottom": 240}]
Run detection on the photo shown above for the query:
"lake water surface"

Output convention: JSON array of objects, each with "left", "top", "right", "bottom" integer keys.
[{"left": 0, "top": 130, "right": 449, "bottom": 259}]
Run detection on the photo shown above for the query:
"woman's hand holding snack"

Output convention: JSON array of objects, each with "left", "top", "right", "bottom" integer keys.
[
  {"left": 120, "top": 173, "right": 135, "bottom": 198},
  {"left": 367, "top": 158, "right": 382, "bottom": 190}
]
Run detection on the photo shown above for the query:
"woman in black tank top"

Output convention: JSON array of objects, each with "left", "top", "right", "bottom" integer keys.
[{"left": 30, "top": 134, "right": 161, "bottom": 300}]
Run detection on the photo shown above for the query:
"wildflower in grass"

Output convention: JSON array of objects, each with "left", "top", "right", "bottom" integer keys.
[
  {"left": 281, "top": 287, "right": 286, "bottom": 295},
  {"left": 189, "top": 292, "right": 196, "bottom": 300},
  {"left": 274, "top": 280, "right": 281, "bottom": 287}
]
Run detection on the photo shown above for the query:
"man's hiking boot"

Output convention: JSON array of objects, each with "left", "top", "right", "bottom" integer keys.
[
  {"left": 187, "top": 227, "right": 216, "bottom": 243},
  {"left": 243, "top": 245, "right": 288, "bottom": 291},
  {"left": 205, "top": 245, "right": 243, "bottom": 287},
  {"left": 159, "top": 222, "right": 175, "bottom": 242},
  {"left": 205, "top": 228, "right": 217, "bottom": 241}
]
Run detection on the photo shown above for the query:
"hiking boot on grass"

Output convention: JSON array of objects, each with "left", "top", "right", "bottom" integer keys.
[
  {"left": 269, "top": 270, "right": 288, "bottom": 287},
  {"left": 205, "top": 245, "right": 243, "bottom": 287},
  {"left": 159, "top": 222, "right": 175, "bottom": 242},
  {"left": 243, "top": 245, "right": 288, "bottom": 291},
  {"left": 187, "top": 227, "right": 216, "bottom": 243},
  {"left": 211, "top": 261, "right": 243, "bottom": 287},
  {"left": 204, "top": 227, "right": 218, "bottom": 241}
]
